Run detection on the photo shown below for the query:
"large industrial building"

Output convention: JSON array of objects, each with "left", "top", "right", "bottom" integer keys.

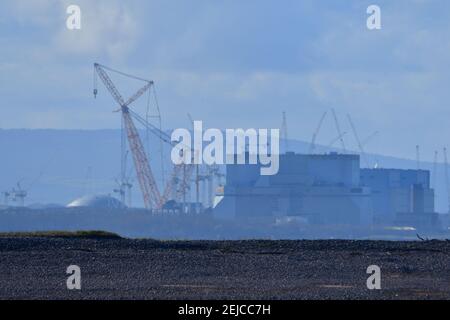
[
  {"left": 214, "top": 152, "right": 438, "bottom": 228},
  {"left": 214, "top": 152, "right": 373, "bottom": 225},
  {"left": 360, "top": 168, "right": 437, "bottom": 227}
]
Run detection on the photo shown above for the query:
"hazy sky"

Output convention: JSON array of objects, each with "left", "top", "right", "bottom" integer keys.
[{"left": 1, "top": 0, "right": 450, "bottom": 161}]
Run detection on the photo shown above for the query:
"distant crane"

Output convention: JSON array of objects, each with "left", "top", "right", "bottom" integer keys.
[
  {"left": 281, "top": 111, "right": 290, "bottom": 152},
  {"left": 327, "top": 132, "right": 347, "bottom": 150},
  {"left": 444, "top": 148, "right": 450, "bottom": 213},
  {"left": 94, "top": 63, "right": 163, "bottom": 209},
  {"left": 416, "top": 145, "right": 421, "bottom": 170},
  {"left": 309, "top": 111, "right": 327, "bottom": 154},
  {"left": 1, "top": 191, "right": 10, "bottom": 206},
  {"left": 347, "top": 114, "right": 369, "bottom": 167},
  {"left": 130, "top": 108, "right": 195, "bottom": 208},
  {"left": 11, "top": 182, "right": 27, "bottom": 207},
  {"left": 187, "top": 113, "right": 201, "bottom": 206},
  {"left": 146, "top": 85, "right": 165, "bottom": 189},
  {"left": 113, "top": 151, "right": 134, "bottom": 207},
  {"left": 361, "top": 131, "right": 379, "bottom": 148},
  {"left": 331, "top": 109, "right": 346, "bottom": 153},
  {"left": 207, "top": 165, "right": 224, "bottom": 209},
  {"left": 432, "top": 150, "right": 438, "bottom": 191},
  {"left": 113, "top": 178, "right": 133, "bottom": 207},
  {"left": 94, "top": 64, "right": 197, "bottom": 210},
  {"left": 197, "top": 164, "right": 224, "bottom": 209},
  {"left": 113, "top": 179, "right": 126, "bottom": 204}
]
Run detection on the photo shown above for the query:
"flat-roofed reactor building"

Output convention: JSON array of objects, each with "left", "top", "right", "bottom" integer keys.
[
  {"left": 214, "top": 152, "right": 373, "bottom": 225},
  {"left": 360, "top": 169, "right": 437, "bottom": 227}
]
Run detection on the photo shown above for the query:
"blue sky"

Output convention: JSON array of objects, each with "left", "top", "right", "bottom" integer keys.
[{"left": 1, "top": 0, "right": 450, "bottom": 161}]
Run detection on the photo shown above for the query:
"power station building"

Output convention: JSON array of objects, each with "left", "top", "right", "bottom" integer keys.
[
  {"left": 214, "top": 152, "right": 373, "bottom": 225},
  {"left": 214, "top": 152, "right": 437, "bottom": 228},
  {"left": 360, "top": 168, "right": 437, "bottom": 227}
]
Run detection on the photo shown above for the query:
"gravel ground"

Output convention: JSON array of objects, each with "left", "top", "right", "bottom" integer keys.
[{"left": 0, "top": 237, "right": 449, "bottom": 300}]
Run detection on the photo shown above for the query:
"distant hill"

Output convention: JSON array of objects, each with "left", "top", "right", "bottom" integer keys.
[{"left": 0, "top": 129, "right": 447, "bottom": 212}]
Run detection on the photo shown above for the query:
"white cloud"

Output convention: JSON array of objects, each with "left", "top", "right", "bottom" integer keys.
[
  {"left": 2, "top": 0, "right": 139, "bottom": 61},
  {"left": 54, "top": 0, "right": 139, "bottom": 60}
]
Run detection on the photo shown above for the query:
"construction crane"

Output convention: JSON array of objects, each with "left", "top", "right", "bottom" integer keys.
[
  {"left": 94, "top": 63, "right": 162, "bottom": 209},
  {"left": 94, "top": 67, "right": 195, "bottom": 210},
  {"left": 347, "top": 114, "right": 369, "bottom": 167},
  {"left": 187, "top": 113, "right": 199, "bottom": 205},
  {"left": 196, "top": 164, "right": 224, "bottom": 209},
  {"left": 444, "top": 148, "right": 450, "bottom": 213},
  {"left": 208, "top": 165, "right": 224, "bottom": 208},
  {"left": 416, "top": 145, "right": 421, "bottom": 170},
  {"left": 1, "top": 191, "right": 10, "bottom": 206},
  {"left": 11, "top": 182, "right": 27, "bottom": 207},
  {"left": 129, "top": 108, "right": 195, "bottom": 207},
  {"left": 327, "top": 132, "right": 347, "bottom": 150},
  {"left": 281, "top": 111, "right": 289, "bottom": 152},
  {"left": 361, "top": 131, "right": 379, "bottom": 148},
  {"left": 113, "top": 179, "right": 126, "bottom": 204},
  {"left": 309, "top": 111, "right": 327, "bottom": 154},
  {"left": 145, "top": 85, "right": 165, "bottom": 186},
  {"left": 114, "top": 177, "right": 133, "bottom": 207},
  {"left": 432, "top": 150, "right": 438, "bottom": 191},
  {"left": 112, "top": 151, "right": 134, "bottom": 207},
  {"left": 331, "top": 108, "right": 346, "bottom": 153}
]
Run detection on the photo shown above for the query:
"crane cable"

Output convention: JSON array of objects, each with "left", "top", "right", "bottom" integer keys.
[{"left": 95, "top": 63, "right": 152, "bottom": 84}]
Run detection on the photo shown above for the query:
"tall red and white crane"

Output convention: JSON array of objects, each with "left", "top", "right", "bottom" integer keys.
[
  {"left": 93, "top": 63, "right": 194, "bottom": 210},
  {"left": 94, "top": 63, "right": 163, "bottom": 209},
  {"left": 130, "top": 108, "right": 195, "bottom": 206}
]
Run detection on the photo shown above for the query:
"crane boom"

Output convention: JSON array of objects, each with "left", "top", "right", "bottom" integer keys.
[
  {"left": 331, "top": 108, "right": 346, "bottom": 153},
  {"left": 432, "top": 150, "right": 438, "bottom": 191},
  {"left": 309, "top": 111, "right": 327, "bottom": 154},
  {"left": 327, "top": 132, "right": 347, "bottom": 149},
  {"left": 94, "top": 63, "right": 126, "bottom": 106},
  {"left": 347, "top": 114, "right": 369, "bottom": 167},
  {"left": 361, "top": 131, "right": 379, "bottom": 147}
]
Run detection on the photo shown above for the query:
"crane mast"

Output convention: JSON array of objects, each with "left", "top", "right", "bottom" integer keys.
[
  {"left": 122, "top": 108, "right": 162, "bottom": 208},
  {"left": 331, "top": 108, "right": 346, "bottom": 153},
  {"left": 416, "top": 145, "right": 421, "bottom": 170},
  {"left": 432, "top": 150, "right": 438, "bottom": 191},
  {"left": 129, "top": 109, "right": 195, "bottom": 206},
  {"left": 444, "top": 148, "right": 450, "bottom": 213}
]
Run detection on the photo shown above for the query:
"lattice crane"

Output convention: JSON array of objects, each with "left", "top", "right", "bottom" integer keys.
[
  {"left": 130, "top": 108, "right": 195, "bottom": 206},
  {"left": 347, "top": 114, "right": 369, "bottom": 167},
  {"left": 94, "top": 63, "right": 161, "bottom": 209},
  {"left": 331, "top": 108, "right": 346, "bottom": 153},
  {"left": 444, "top": 148, "right": 450, "bottom": 213},
  {"left": 309, "top": 111, "right": 327, "bottom": 154}
]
